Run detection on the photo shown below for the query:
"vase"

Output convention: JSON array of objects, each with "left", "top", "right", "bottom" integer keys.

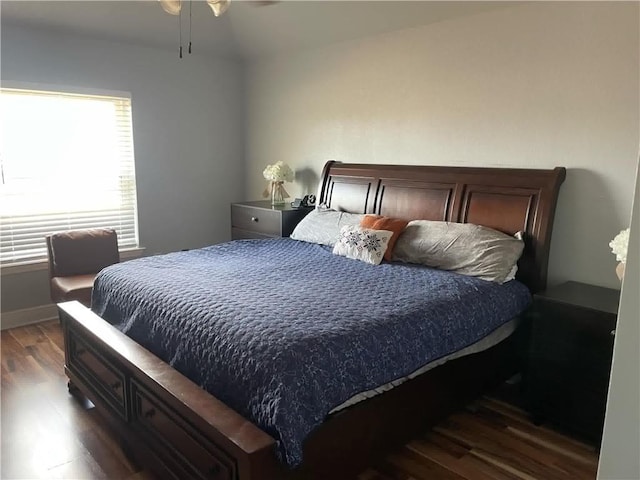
[
  {"left": 616, "top": 262, "right": 625, "bottom": 281},
  {"left": 271, "top": 181, "right": 285, "bottom": 206}
]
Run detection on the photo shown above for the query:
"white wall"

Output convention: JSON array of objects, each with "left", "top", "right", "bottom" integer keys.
[
  {"left": 598, "top": 160, "right": 640, "bottom": 480},
  {"left": 245, "top": 2, "right": 639, "bottom": 290},
  {"left": 1, "top": 24, "right": 246, "bottom": 313}
]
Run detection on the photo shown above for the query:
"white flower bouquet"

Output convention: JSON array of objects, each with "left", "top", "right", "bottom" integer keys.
[
  {"left": 263, "top": 161, "right": 294, "bottom": 183},
  {"left": 262, "top": 161, "right": 294, "bottom": 205},
  {"left": 609, "top": 228, "right": 630, "bottom": 264},
  {"left": 610, "top": 227, "right": 630, "bottom": 281}
]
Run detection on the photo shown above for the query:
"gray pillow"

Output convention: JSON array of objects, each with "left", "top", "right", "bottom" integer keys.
[
  {"left": 290, "top": 209, "right": 365, "bottom": 247},
  {"left": 393, "top": 220, "right": 524, "bottom": 283}
]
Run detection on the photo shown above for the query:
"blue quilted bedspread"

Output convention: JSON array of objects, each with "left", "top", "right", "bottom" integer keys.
[{"left": 91, "top": 238, "right": 531, "bottom": 467}]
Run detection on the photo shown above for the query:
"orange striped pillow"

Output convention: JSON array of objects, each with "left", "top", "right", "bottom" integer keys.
[{"left": 360, "top": 215, "right": 409, "bottom": 261}]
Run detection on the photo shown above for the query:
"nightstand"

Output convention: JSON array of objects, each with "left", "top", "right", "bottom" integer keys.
[
  {"left": 525, "top": 281, "right": 620, "bottom": 444},
  {"left": 230, "top": 201, "right": 312, "bottom": 240}
]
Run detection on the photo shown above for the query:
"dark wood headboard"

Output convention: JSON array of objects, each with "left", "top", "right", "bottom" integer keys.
[{"left": 317, "top": 161, "right": 566, "bottom": 293}]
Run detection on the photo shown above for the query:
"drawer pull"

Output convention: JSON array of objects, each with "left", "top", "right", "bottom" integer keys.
[
  {"left": 610, "top": 329, "right": 616, "bottom": 337},
  {"left": 209, "top": 464, "right": 221, "bottom": 477},
  {"left": 110, "top": 381, "right": 121, "bottom": 390},
  {"left": 144, "top": 408, "right": 156, "bottom": 419},
  {"left": 251, "top": 216, "right": 259, "bottom": 222}
]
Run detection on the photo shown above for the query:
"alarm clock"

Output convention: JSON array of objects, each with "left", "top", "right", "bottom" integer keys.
[
  {"left": 303, "top": 194, "right": 316, "bottom": 207},
  {"left": 291, "top": 194, "right": 316, "bottom": 208}
]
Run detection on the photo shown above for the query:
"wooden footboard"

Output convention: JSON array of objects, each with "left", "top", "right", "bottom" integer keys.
[
  {"left": 60, "top": 300, "right": 525, "bottom": 480},
  {"left": 59, "top": 301, "right": 281, "bottom": 480}
]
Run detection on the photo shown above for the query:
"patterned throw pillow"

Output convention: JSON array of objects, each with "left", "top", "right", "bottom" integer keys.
[
  {"left": 360, "top": 215, "right": 409, "bottom": 261},
  {"left": 332, "top": 226, "right": 394, "bottom": 265}
]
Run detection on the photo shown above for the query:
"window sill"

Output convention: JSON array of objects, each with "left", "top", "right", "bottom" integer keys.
[{"left": 0, "top": 247, "right": 146, "bottom": 276}]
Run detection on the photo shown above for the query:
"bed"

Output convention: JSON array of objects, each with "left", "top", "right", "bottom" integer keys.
[{"left": 58, "top": 161, "right": 566, "bottom": 480}]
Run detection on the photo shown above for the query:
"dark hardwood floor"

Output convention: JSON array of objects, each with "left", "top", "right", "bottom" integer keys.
[{"left": 1, "top": 320, "right": 599, "bottom": 479}]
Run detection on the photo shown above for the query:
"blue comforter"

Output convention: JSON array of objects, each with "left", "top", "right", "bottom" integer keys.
[{"left": 92, "top": 238, "right": 531, "bottom": 466}]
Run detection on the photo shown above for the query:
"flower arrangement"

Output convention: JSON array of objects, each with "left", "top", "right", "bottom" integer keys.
[
  {"left": 262, "top": 161, "right": 294, "bottom": 205},
  {"left": 609, "top": 228, "right": 630, "bottom": 264},
  {"left": 609, "top": 227, "right": 630, "bottom": 281},
  {"left": 263, "top": 161, "right": 294, "bottom": 183}
]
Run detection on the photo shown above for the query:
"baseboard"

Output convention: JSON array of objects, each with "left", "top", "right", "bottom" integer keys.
[{"left": 1, "top": 304, "right": 58, "bottom": 330}]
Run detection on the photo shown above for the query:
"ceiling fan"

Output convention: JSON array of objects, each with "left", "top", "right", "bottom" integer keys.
[
  {"left": 159, "top": 0, "right": 231, "bottom": 18},
  {"left": 158, "top": 0, "right": 279, "bottom": 57},
  {"left": 158, "top": 0, "right": 279, "bottom": 18}
]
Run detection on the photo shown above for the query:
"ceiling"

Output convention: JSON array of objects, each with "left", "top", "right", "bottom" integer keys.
[{"left": 0, "top": 1, "right": 521, "bottom": 58}]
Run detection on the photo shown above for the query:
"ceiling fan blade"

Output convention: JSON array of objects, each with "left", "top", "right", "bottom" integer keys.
[
  {"left": 206, "top": 0, "right": 231, "bottom": 17},
  {"left": 159, "top": 0, "right": 182, "bottom": 15}
]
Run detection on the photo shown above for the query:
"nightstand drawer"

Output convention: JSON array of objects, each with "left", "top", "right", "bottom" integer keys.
[
  {"left": 230, "top": 201, "right": 312, "bottom": 240},
  {"left": 533, "top": 303, "right": 616, "bottom": 354},
  {"left": 528, "top": 358, "right": 611, "bottom": 393},
  {"left": 231, "top": 204, "right": 280, "bottom": 236},
  {"left": 529, "top": 346, "right": 613, "bottom": 378}
]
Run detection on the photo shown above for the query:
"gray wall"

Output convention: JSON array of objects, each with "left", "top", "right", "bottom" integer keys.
[
  {"left": 1, "top": 24, "right": 246, "bottom": 313},
  {"left": 245, "top": 2, "right": 640, "bottom": 290}
]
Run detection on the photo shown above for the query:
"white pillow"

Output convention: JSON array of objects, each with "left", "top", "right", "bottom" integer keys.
[
  {"left": 290, "top": 209, "right": 365, "bottom": 247},
  {"left": 393, "top": 220, "right": 524, "bottom": 283},
  {"left": 503, "top": 232, "right": 524, "bottom": 282},
  {"left": 333, "top": 226, "right": 394, "bottom": 265},
  {"left": 503, "top": 264, "right": 518, "bottom": 283}
]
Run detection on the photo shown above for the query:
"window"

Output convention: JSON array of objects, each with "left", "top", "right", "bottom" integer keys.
[{"left": 0, "top": 86, "right": 139, "bottom": 265}]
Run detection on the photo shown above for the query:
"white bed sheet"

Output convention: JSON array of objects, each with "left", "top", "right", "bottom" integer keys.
[{"left": 330, "top": 318, "right": 519, "bottom": 413}]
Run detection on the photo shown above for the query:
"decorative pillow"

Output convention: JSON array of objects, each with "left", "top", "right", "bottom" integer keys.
[
  {"left": 360, "top": 215, "right": 409, "bottom": 261},
  {"left": 290, "top": 209, "right": 365, "bottom": 247},
  {"left": 332, "top": 226, "right": 393, "bottom": 265},
  {"left": 393, "top": 220, "right": 524, "bottom": 283}
]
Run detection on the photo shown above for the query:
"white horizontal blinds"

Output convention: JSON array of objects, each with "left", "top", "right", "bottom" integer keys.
[{"left": 0, "top": 87, "right": 139, "bottom": 265}]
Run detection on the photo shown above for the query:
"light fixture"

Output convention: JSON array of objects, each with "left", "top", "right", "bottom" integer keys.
[
  {"left": 159, "top": 0, "right": 230, "bottom": 17},
  {"left": 159, "top": 0, "right": 182, "bottom": 16},
  {"left": 207, "top": 0, "right": 231, "bottom": 17},
  {"left": 158, "top": 0, "right": 231, "bottom": 58}
]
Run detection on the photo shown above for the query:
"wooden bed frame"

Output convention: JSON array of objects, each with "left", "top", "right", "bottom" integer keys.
[{"left": 59, "top": 161, "right": 566, "bottom": 480}]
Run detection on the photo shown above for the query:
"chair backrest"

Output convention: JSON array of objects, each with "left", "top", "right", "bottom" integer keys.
[{"left": 46, "top": 228, "right": 120, "bottom": 278}]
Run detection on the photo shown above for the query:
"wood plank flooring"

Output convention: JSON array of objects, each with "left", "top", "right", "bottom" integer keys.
[{"left": 1, "top": 320, "right": 599, "bottom": 479}]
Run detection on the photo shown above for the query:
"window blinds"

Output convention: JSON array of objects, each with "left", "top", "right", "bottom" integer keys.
[{"left": 0, "top": 87, "right": 139, "bottom": 265}]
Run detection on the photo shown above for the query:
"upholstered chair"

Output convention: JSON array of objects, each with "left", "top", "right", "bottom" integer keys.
[{"left": 46, "top": 228, "right": 120, "bottom": 307}]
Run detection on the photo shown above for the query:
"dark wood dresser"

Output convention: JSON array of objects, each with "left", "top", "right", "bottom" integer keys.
[
  {"left": 230, "top": 201, "right": 312, "bottom": 240},
  {"left": 525, "top": 281, "right": 620, "bottom": 444}
]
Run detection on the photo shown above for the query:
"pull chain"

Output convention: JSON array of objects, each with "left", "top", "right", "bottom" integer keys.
[
  {"left": 178, "top": 8, "right": 183, "bottom": 58},
  {"left": 189, "top": 1, "right": 193, "bottom": 54}
]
